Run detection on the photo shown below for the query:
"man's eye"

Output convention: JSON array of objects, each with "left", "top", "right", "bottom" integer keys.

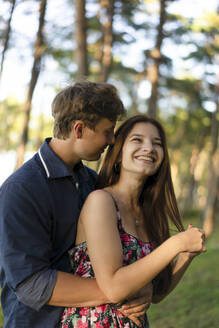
[{"left": 105, "top": 130, "right": 113, "bottom": 136}]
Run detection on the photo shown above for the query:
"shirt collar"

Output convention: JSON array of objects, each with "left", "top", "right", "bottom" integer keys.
[{"left": 38, "top": 138, "right": 89, "bottom": 180}]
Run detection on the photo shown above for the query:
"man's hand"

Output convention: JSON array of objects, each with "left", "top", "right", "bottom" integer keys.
[{"left": 119, "top": 283, "right": 153, "bottom": 327}]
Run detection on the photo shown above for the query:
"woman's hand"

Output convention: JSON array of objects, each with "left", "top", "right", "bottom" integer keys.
[
  {"left": 174, "top": 224, "right": 206, "bottom": 254},
  {"left": 182, "top": 224, "right": 206, "bottom": 259}
]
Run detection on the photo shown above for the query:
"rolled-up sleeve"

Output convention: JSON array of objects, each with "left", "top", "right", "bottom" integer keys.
[
  {"left": 15, "top": 268, "right": 57, "bottom": 310},
  {"left": 0, "top": 181, "right": 56, "bottom": 310}
]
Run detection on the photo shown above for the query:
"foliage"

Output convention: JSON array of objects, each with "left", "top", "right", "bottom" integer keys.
[
  {"left": 0, "top": 96, "right": 23, "bottom": 150},
  {"left": 0, "top": 97, "right": 53, "bottom": 151}
]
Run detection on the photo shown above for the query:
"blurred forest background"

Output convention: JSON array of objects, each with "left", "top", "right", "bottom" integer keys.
[{"left": 0, "top": 0, "right": 219, "bottom": 327}]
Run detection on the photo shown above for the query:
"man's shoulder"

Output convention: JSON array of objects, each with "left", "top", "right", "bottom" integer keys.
[
  {"left": 82, "top": 165, "right": 98, "bottom": 188},
  {"left": 1, "top": 153, "right": 46, "bottom": 191}
]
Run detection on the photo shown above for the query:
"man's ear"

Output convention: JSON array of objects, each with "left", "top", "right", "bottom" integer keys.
[{"left": 73, "top": 121, "right": 85, "bottom": 139}]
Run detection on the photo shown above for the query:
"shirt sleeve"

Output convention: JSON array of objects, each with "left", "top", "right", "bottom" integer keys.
[
  {"left": 0, "top": 180, "right": 56, "bottom": 310},
  {"left": 15, "top": 268, "right": 57, "bottom": 311}
]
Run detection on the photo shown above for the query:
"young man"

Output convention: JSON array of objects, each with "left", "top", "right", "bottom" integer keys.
[{"left": 0, "top": 81, "right": 151, "bottom": 327}]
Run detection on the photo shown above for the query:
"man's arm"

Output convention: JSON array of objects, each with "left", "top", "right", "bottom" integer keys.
[
  {"left": 48, "top": 271, "right": 108, "bottom": 307},
  {"left": 0, "top": 182, "right": 108, "bottom": 310}
]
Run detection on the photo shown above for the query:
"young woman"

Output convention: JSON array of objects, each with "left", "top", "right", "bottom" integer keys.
[{"left": 60, "top": 115, "right": 206, "bottom": 328}]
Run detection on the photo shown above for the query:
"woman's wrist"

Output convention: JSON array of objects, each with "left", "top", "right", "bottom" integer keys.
[
  {"left": 170, "top": 233, "right": 185, "bottom": 254},
  {"left": 178, "top": 251, "right": 194, "bottom": 262}
]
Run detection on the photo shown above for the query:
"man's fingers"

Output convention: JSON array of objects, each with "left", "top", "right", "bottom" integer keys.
[
  {"left": 121, "top": 302, "right": 150, "bottom": 315},
  {"left": 122, "top": 296, "right": 146, "bottom": 309},
  {"left": 119, "top": 282, "right": 153, "bottom": 321},
  {"left": 126, "top": 315, "right": 142, "bottom": 328}
]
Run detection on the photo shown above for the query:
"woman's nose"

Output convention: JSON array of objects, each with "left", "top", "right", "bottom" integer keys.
[{"left": 142, "top": 141, "right": 153, "bottom": 152}]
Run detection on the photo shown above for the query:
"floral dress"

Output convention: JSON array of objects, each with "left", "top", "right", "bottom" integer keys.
[{"left": 60, "top": 202, "right": 156, "bottom": 328}]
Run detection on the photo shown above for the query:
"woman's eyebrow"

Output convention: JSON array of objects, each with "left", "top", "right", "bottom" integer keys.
[
  {"left": 129, "top": 133, "right": 143, "bottom": 137},
  {"left": 130, "top": 133, "right": 161, "bottom": 140},
  {"left": 154, "top": 137, "right": 162, "bottom": 141}
]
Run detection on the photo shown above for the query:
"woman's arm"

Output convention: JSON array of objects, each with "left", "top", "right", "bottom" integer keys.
[{"left": 81, "top": 190, "right": 206, "bottom": 304}]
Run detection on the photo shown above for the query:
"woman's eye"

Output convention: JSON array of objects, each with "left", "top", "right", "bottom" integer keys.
[
  {"left": 153, "top": 142, "right": 162, "bottom": 147},
  {"left": 132, "top": 138, "right": 141, "bottom": 142}
]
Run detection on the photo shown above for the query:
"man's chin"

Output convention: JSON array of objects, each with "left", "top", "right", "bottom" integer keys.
[{"left": 86, "top": 154, "right": 101, "bottom": 161}]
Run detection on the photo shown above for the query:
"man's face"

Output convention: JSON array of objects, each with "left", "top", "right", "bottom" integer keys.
[{"left": 76, "top": 118, "right": 116, "bottom": 161}]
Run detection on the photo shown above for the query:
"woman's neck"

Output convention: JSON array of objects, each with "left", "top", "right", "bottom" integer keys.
[
  {"left": 109, "top": 176, "right": 142, "bottom": 210},
  {"left": 107, "top": 179, "right": 145, "bottom": 233}
]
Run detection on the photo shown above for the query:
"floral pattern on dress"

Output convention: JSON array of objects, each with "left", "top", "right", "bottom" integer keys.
[{"left": 60, "top": 206, "right": 156, "bottom": 328}]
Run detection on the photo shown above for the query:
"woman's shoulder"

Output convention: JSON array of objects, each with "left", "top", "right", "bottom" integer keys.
[
  {"left": 87, "top": 189, "right": 114, "bottom": 203},
  {"left": 82, "top": 189, "right": 117, "bottom": 221}
]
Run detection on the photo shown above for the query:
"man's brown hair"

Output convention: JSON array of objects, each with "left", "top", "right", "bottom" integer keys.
[{"left": 52, "top": 81, "right": 126, "bottom": 139}]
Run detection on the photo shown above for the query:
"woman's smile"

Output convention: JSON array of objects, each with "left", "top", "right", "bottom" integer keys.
[{"left": 121, "top": 122, "right": 164, "bottom": 177}]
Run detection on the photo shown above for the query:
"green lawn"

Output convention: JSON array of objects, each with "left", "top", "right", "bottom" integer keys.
[
  {"left": 148, "top": 248, "right": 219, "bottom": 328},
  {"left": 148, "top": 215, "right": 219, "bottom": 328},
  {"left": 0, "top": 304, "right": 3, "bottom": 328},
  {"left": 1, "top": 216, "right": 218, "bottom": 327}
]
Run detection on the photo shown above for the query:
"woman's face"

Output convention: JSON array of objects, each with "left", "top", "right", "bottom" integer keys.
[{"left": 121, "top": 122, "right": 164, "bottom": 178}]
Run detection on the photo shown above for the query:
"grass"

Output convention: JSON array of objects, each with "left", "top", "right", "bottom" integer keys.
[
  {"left": 0, "top": 213, "right": 218, "bottom": 327},
  {"left": 148, "top": 248, "right": 219, "bottom": 328},
  {"left": 148, "top": 213, "right": 219, "bottom": 328},
  {"left": 0, "top": 304, "right": 3, "bottom": 328}
]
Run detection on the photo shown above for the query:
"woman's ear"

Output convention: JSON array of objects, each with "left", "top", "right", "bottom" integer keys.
[{"left": 73, "top": 121, "right": 85, "bottom": 139}]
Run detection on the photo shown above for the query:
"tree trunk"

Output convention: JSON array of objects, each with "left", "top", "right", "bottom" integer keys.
[
  {"left": 0, "top": 0, "right": 16, "bottom": 144},
  {"left": 147, "top": 0, "right": 166, "bottom": 118},
  {"left": 203, "top": 5, "right": 219, "bottom": 237},
  {"left": 202, "top": 98, "right": 219, "bottom": 238},
  {"left": 99, "top": 0, "right": 114, "bottom": 82},
  {"left": 93, "top": 0, "right": 115, "bottom": 173},
  {"left": 14, "top": 0, "right": 47, "bottom": 170},
  {"left": 75, "top": 0, "right": 88, "bottom": 78},
  {"left": 181, "top": 145, "right": 202, "bottom": 213},
  {"left": 0, "top": 0, "right": 16, "bottom": 81}
]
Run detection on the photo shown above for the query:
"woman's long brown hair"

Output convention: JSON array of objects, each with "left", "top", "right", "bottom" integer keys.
[{"left": 97, "top": 115, "right": 184, "bottom": 295}]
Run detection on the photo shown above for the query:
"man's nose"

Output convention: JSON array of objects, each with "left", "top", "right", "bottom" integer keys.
[{"left": 109, "top": 133, "right": 115, "bottom": 145}]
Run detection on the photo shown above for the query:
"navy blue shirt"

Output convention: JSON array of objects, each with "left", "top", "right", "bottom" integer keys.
[{"left": 0, "top": 138, "right": 97, "bottom": 327}]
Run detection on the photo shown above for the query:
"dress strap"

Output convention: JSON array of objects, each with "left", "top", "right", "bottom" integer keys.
[{"left": 102, "top": 189, "right": 123, "bottom": 230}]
